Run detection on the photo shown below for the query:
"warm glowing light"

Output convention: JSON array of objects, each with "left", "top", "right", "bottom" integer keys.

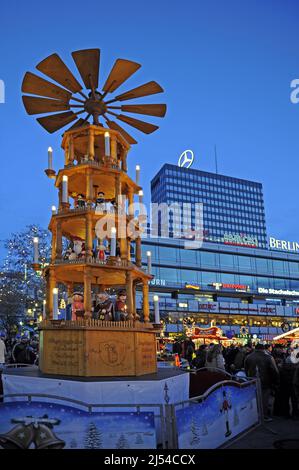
[
  {"left": 153, "top": 295, "right": 159, "bottom": 302},
  {"left": 62, "top": 175, "right": 68, "bottom": 182}
]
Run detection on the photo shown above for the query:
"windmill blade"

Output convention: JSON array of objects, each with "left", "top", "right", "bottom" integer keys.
[
  {"left": 112, "top": 103, "right": 167, "bottom": 117},
  {"left": 66, "top": 118, "right": 90, "bottom": 132},
  {"left": 117, "top": 114, "right": 159, "bottom": 134},
  {"left": 22, "top": 72, "right": 72, "bottom": 101},
  {"left": 111, "top": 81, "right": 164, "bottom": 102},
  {"left": 105, "top": 118, "right": 137, "bottom": 144},
  {"left": 36, "top": 53, "right": 82, "bottom": 93},
  {"left": 37, "top": 111, "right": 77, "bottom": 133},
  {"left": 22, "top": 96, "right": 71, "bottom": 115},
  {"left": 72, "top": 49, "right": 100, "bottom": 90},
  {"left": 102, "top": 59, "right": 141, "bottom": 94}
]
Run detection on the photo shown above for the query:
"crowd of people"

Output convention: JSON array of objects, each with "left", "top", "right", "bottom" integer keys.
[
  {"left": 0, "top": 332, "right": 39, "bottom": 367},
  {"left": 173, "top": 338, "right": 299, "bottom": 421}
]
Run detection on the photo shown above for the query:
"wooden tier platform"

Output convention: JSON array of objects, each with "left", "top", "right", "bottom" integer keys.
[{"left": 39, "top": 319, "right": 158, "bottom": 377}]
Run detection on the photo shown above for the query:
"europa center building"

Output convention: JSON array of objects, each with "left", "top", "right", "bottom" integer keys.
[{"left": 134, "top": 163, "right": 299, "bottom": 340}]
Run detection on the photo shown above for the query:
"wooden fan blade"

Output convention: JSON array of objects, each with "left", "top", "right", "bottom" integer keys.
[
  {"left": 105, "top": 118, "right": 137, "bottom": 144},
  {"left": 118, "top": 103, "right": 167, "bottom": 117},
  {"left": 22, "top": 72, "right": 72, "bottom": 101},
  {"left": 72, "top": 49, "right": 100, "bottom": 90},
  {"left": 102, "top": 59, "right": 141, "bottom": 93},
  {"left": 113, "top": 81, "right": 163, "bottom": 102},
  {"left": 22, "top": 96, "right": 70, "bottom": 115},
  {"left": 117, "top": 114, "right": 159, "bottom": 134},
  {"left": 66, "top": 118, "right": 90, "bottom": 132},
  {"left": 37, "top": 111, "right": 77, "bottom": 133},
  {"left": 36, "top": 53, "right": 82, "bottom": 93}
]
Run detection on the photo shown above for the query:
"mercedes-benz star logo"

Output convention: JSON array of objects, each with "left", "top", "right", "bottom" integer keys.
[{"left": 178, "top": 149, "right": 194, "bottom": 168}]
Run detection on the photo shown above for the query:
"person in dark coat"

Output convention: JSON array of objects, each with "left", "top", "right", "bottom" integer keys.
[
  {"left": 244, "top": 343, "right": 279, "bottom": 421},
  {"left": 184, "top": 339, "right": 196, "bottom": 364},
  {"left": 12, "top": 336, "right": 36, "bottom": 365},
  {"left": 191, "top": 344, "right": 207, "bottom": 369}
]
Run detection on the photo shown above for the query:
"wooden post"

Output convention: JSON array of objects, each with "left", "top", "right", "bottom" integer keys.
[
  {"left": 132, "top": 281, "right": 137, "bottom": 318},
  {"left": 128, "top": 189, "right": 134, "bottom": 218},
  {"left": 48, "top": 268, "right": 56, "bottom": 320},
  {"left": 84, "top": 269, "right": 92, "bottom": 318},
  {"left": 111, "top": 135, "right": 117, "bottom": 164},
  {"left": 86, "top": 168, "right": 93, "bottom": 206},
  {"left": 88, "top": 128, "right": 95, "bottom": 160},
  {"left": 122, "top": 148, "right": 127, "bottom": 172},
  {"left": 126, "top": 271, "right": 133, "bottom": 320},
  {"left": 86, "top": 212, "right": 93, "bottom": 259},
  {"left": 51, "top": 224, "right": 57, "bottom": 263},
  {"left": 136, "top": 236, "right": 142, "bottom": 267},
  {"left": 69, "top": 135, "right": 74, "bottom": 163},
  {"left": 56, "top": 220, "right": 62, "bottom": 260},
  {"left": 115, "top": 174, "right": 121, "bottom": 203},
  {"left": 64, "top": 138, "right": 69, "bottom": 166},
  {"left": 58, "top": 184, "right": 62, "bottom": 210},
  {"left": 142, "top": 281, "right": 150, "bottom": 323}
]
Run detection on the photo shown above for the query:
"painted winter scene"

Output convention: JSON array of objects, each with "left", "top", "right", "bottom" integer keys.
[
  {"left": 0, "top": 401, "right": 156, "bottom": 449},
  {"left": 176, "top": 383, "right": 259, "bottom": 449}
]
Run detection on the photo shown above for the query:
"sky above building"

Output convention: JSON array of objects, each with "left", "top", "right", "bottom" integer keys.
[{"left": 0, "top": 0, "right": 299, "bottom": 259}]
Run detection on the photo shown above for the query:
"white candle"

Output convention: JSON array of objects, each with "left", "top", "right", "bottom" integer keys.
[
  {"left": 53, "top": 288, "right": 59, "bottom": 319},
  {"left": 104, "top": 132, "right": 110, "bottom": 157},
  {"left": 62, "top": 175, "right": 68, "bottom": 203},
  {"left": 138, "top": 190, "right": 143, "bottom": 205},
  {"left": 48, "top": 147, "right": 53, "bottom": 169},
  {"left": 33, "top": 237, "right": 39, "bottom": 264},
  {"left": 135, "top": 165, "right": 140, "bottom": 185},
  {"left": 153, "top": 295, "right": 160, "bottom": 324},
  {"left": 42, "top": 300, "right": 46, "bottom": 319},
  {"left": 51, "top": 205, "right": 57, "bottom": 215},
  {"left": 146, "top": 250, "right": 152, "bottom": 274},
  {"left": 110, "top": 227, "right": 116, "bottom": 256}
]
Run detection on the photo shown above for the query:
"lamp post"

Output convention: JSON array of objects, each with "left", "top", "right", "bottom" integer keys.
[
  {"left": 104, "top": 132, "right": 110, "bottom": 157},
  {"left": 53, "top": 288, "right": 59, "bottom": 319},
  {"left": 153, "top": 295, "right": 160, "bottom": 324},
  {"left": 51, "top": 205, "right": 57, "bottom": 215},
  {"left": 138, "top": 190, "right": 143, "bottom": 205},
  {"left": 146, "top": 251, "right": 152, "bottom": 275},
  {"left": 110, "top": 227, "right": 116, "bottom": 257},
  {"left": 62, "top": 175, "right": 68, "bottom": 204},
  {"left": 33, "top": 237, "right": 39, "bottom": 264},
  {"left": 135, "top": 165, "right": 140, "bottom": 185},
  {"left": 48, "top": 147, "right": 53, "bottom": 169}
]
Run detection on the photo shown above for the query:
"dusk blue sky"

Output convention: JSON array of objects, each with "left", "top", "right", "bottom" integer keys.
[{"left": 1, "top": 0, "right": 299, "bottom": 259}]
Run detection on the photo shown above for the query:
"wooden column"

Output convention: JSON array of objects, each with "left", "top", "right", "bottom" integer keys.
[
  {"left": 84, "top": 269, "right": 92, "bottom": 318},
  {"left": 64, "top": 138, "right": 69, "bottom": 166},
  {"left": 88, "top": 128, "right": 95, "bottom": 160},
  {"left": 126, "top": 271, "right": 133, "bottom": 320},
  {"left": 86, "top": 168, "right": 93, "bottom": 206},
  {"left": 51, "top": 225, "right": 57, "bottom": 263},
  {"left": 128, "top": 189, "right": 134, "bottom": 218},
  {"left": 122, "top": 149, "right": 127, "bottom": 172},
  {"left": 48, "top": 268, "right": 56, "bottom": 319},
  {"left": 69, "top": 135, "right": 74, "bottom": 163},
  {"left": 132, "top": 281, "right": 137, "bottom": 318},
  {"left": 86, "top": 212, "right": 93, "bottom": 259},
  {"left": 115, "top": 174, "right": 121, "bottom": 204},
  {"left": 111, "top": 135, "right": 117, "bottom": 164},
  {"left": 56, "top": 220, "right": 62, "bottom": 260},
  {"left": 142, "top": 281, "right": 150, "bottom": 323},
  {"left": 136, "top": 236, "right": 142, "bottom": 267},
  {"left": 58, "top": 184, "right": 62, "bottom": 210}
]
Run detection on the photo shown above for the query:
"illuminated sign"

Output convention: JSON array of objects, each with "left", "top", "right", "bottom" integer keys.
[
  {"left": 211, "top": 283, "right": 250, "bottom": 292},
  {"left": 258, "top": 287, "right": 299, "bottom": 297},
  {"left": 185, "top": 283, "right": 200, "bottom": 290},
  {"left": 223, "top": 233, "right": 258, "bottom": 248},
  {"left": 269, "top": 237, "right": 299, "bottom": 252},
  {"left": 150, "top": 279, "right": 166, "bottom": 286},
  {"left": 178, "top": 150, "right": 194, "bottom": 169}
]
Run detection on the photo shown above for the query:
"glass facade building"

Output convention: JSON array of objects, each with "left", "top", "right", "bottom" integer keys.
[
  {"left": 151, "top": 163, "right": 267, "bottom": 249},
  {"left": 134, "top": 237, "right": 299, "bottom": 339}
]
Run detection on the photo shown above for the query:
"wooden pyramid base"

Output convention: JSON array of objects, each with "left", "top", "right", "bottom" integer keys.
[{"left": 39, "top": 320, "right": 157, "bottom": 377}]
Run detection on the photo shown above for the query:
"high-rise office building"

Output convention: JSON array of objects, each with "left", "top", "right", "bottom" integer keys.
[{"left": 151, "top": 163, "right": 267, "bottom": 249}]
